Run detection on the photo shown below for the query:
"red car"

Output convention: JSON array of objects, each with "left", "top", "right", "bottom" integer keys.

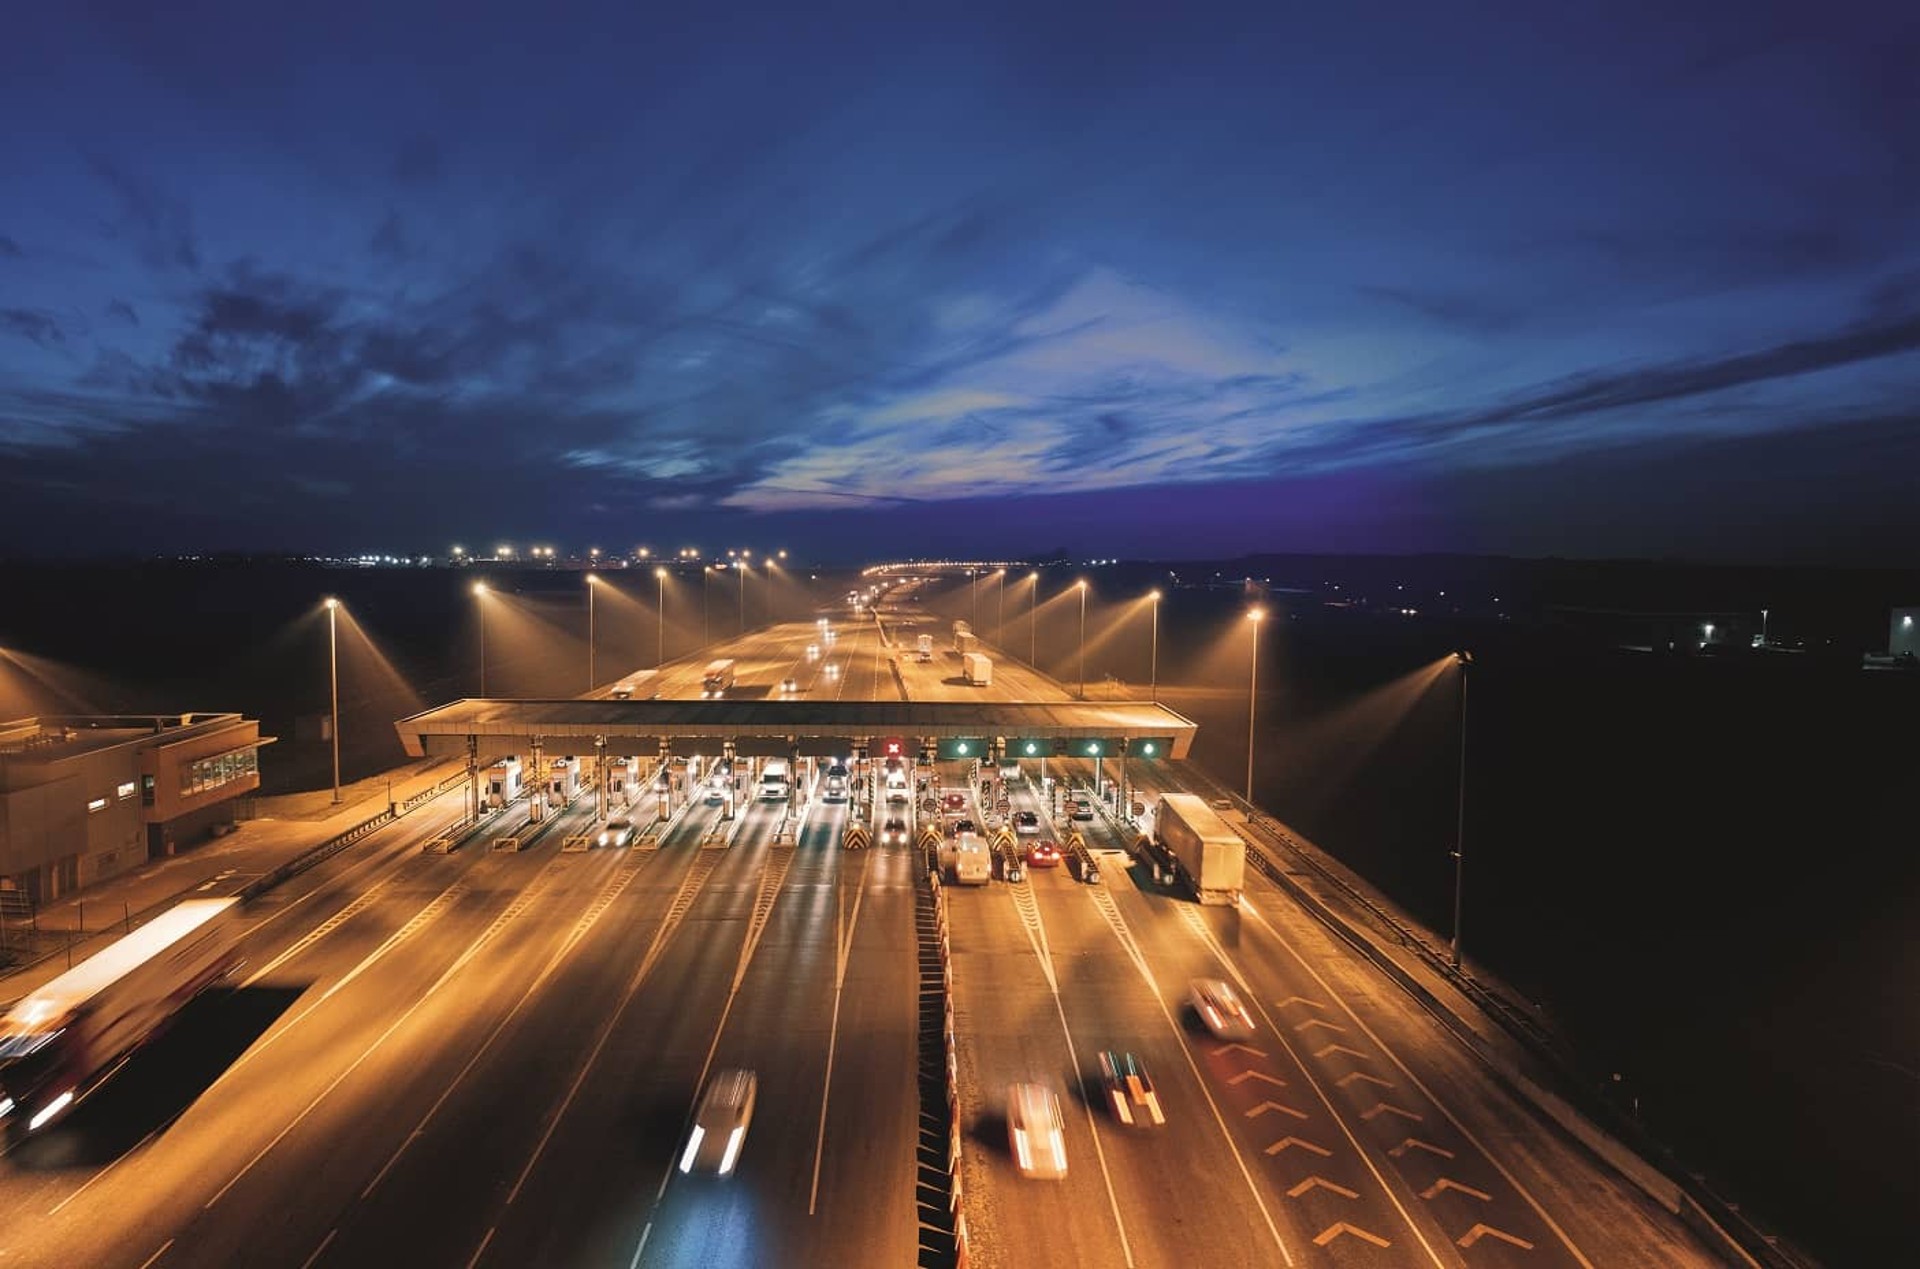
[
  {"left": 1025, "top": 840, "right": 1062, "bottom": 868},
  {"left": 942, "top": 790, "right": 967, "bottom": 813}
]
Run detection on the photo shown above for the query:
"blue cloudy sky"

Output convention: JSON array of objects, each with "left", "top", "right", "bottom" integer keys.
[{"left": 2, "top": 0, "right": 1916, "bottom": 563}]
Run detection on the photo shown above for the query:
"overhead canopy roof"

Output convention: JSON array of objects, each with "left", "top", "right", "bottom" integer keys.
[{"left": 394, "top": 698, "right": 1197, "bottom": 761}]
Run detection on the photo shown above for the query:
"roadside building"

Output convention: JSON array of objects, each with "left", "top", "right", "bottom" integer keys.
[{"left": 0, "top": 713, "right": 272, "bottom": 907}]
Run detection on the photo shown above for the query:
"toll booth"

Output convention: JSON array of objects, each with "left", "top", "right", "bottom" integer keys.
[
  {"left": 608, "top": 757, "right": 635, "bottom": 806},
  {"left": 486, "top": 757, "right": 523, "bottom": 808},
  {"left": 548, "top": 756, "right": 581, "bottom": 806}
]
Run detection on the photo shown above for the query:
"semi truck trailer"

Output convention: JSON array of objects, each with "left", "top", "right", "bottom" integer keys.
[
  {"left": 1154, "top": 793, "right": 1245, "bottom": 905},
  {"left": 0, "top": 897, "right": 241, "bottom": 1140},
  {"left": 962, "top": 653, "right": 993, "bottom": 686}
]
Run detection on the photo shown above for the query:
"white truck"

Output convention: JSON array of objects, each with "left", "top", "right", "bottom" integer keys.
[
  {"left": 916, "top": 634, "right": 934, "bottom": 662},
  {"left": 0, "top": 898, "right": 241, "bottom": 1140},
  {"left": 1154, "top": 793, "right": 1246, "bottom": 905},
  {"left": 758, "top": 758, "right": 792, "bottom": 802},
  {"left": 944, "top": 831, "right": 992, "bottom": 885},
  {"left": 962, "top": 652, "right": 993, "bottom": 686}
]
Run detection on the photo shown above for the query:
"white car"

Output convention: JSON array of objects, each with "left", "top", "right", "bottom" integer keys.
[
  {"left": 1007, "top": 1082, "right": 1067, "bottom": 1179},
  {"left": 597, "top": 818, "right": 635, "bottom": 848},
  {"left": 1013, "top": 810, "right": 1041, "bottom": 835},
  {"left": 806, "top": 643, "right": 820, "bottom": 660},
  {"left": 680, "top": 1069, "right": 757, "bottom": 1177},
  {"left": 1189, "top": 978, "right": 1256, "bottom": 1040}
]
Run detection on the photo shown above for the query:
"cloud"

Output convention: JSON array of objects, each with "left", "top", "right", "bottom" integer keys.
[
  {"left": 0, "top": 235, "right": 21, "bottom": 259},
  {"left": 0, "top": 309, "right": 67, "bottom": 348},
  {"left": 84, "top": 152, "right": 199, "bottom": 272},
  {"left": 105, "top": 299, "right": 140, "bottom": 326}
]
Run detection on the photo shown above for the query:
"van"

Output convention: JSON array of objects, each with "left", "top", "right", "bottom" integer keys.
[
  {"left": 759, "top": 758, "right": 791, "bottom": 802},
  {"left": 824, "top": 762, "right": 850, "bottom": 802}
]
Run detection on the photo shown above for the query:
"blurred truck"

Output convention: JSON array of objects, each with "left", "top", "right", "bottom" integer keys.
[
  {"left": 1154, "top": 793, "right": 1245, "bottom": 905},
  {"left": 0, "top": 898, "right": 241, "bottom": 1140},
  {"left": 962, "top": 653, "right": 993, "bottom": 686}
]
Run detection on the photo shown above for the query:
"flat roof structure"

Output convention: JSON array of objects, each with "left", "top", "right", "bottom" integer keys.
[{"left": 395, "top": 698, "right": 1197, "bottom": 761}]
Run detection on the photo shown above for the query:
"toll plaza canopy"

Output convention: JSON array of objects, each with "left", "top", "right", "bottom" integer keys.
[{"left": 394, "top": 699, "right": 1197, "bottom": 762}]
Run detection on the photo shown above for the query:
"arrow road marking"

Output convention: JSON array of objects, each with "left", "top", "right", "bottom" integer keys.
[
  {"left": 1421, "top": 1177, "right": 1494, "bottom": 1202},
  {"left": 1274, "top": 996, "right": 1325, "bottom": 1010},
  {"left": 1360, "top": 1101, "right": 1423, "bottom": 1122},
  {"left": 1228, "top": 1069, "right": 1290, "bottom": 1089},
  {"left": 1313, "top": 1222, "right": 1391, "bottom": 1248},
  {"left": 1293, "top": 1018, "right": 1345, "bottom": 1034},
  {"left": 1335, "top": 1071, "right": 1393, "bottom": 1089},
  {"left": 1245, "top": 1100, "right": 1307, "bottom": 1120},
  {"left": 1388, "top": 1137, "right": 1455, "bottom": 1160},
  {"left": 1313, "top": 1043, "right": 1368, "bottom": 1060},
  {"left": 1264, "top": 1136, "right": 1331, "bottom": 1157},
  {"left": 1212, "top": 1042, "right": 1269, "bottom": 1059},
  {"left": 1288, "top": 1176, "right": 1361, "bottom": 1200},
  {"left": 1459, "top": 1224, "right": 1536, "bottom": 1250}
]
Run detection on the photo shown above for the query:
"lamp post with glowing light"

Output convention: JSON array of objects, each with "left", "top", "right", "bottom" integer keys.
[
  {"left": 325, "top": 598, "right": 341, "bottom": 805},
  {"left": 736, "top": 559, "right": 748, "bottom": 635},
  {"left": 994, "top": 569, "right": 1005, "bottom": 645},
  {"left": 1029, "top": 572, "right": 1039, "bottom": 665},
  {"left": 472, "top": 582, "right": 489, "bottom": 697},
  {"left": 1245, "top": 607, "right": 1264, "bottom": 804},
  {"left": 1076, "top": 580, "right": 1088, "bottom": 699},
  {"left": 585, "top": 573, "right": 598, "bottom": 693},
  {"left": 1148, "top": 589, "right": 1162, "bottom": 702},
  {"left": 1451, "top": 650, "right": 1472, "bottom": 969},
  {"left": 655, "top": 568, "right": 667, "bottom": 667}
]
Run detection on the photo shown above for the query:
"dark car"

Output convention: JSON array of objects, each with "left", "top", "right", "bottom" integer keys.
[
  {"left": 1025, "top": 840, "right": 1062, "bottom": 868},
  {"left": 1099, "top": 1051, "right": 1164, "bottom": 1126},
  {"left": 880, "top": 817, "right": 909, "bottom": 846}
]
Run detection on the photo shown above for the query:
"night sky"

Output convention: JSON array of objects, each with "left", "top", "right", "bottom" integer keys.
[{"left": 2, "top": 1, "right": 1916, "bottom": 564}]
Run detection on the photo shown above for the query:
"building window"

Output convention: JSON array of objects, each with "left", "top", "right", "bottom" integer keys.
[
  {"left": 88, "top": 797, "right": 109, "bottom": 813},
  {"left": 117, "top": 780, "right": 138, "bottom": 800},
  {"left": 181, "top": 747, "right": 259, "bottom": 797},
  {"left": 142, "top": 774, "right": 156, "bottom": 807}
]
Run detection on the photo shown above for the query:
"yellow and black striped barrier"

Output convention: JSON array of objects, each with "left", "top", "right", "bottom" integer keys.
[{"left": 843, "top": 821, "right": 872, "bottom": 851}]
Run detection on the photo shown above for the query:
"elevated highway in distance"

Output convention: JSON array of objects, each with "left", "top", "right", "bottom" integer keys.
[{"left": 0, "top": 586, "right": 1729, "bottom": 1268}]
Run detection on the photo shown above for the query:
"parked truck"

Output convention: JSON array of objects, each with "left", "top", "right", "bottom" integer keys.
[
  {"left": 0, "top": 897, "right": 241, "bottom": 1141},
  {"left": 1154, "top": 793, "right": 1245, "bottom": 905},
  {"left": 962, "top": 652, "right": 993, "bottom": 686}
]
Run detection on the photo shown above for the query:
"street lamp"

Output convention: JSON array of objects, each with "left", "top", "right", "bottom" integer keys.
[
  {"left": 1077, "top": 579, "right": 1088, "bottom": 699},
  {"left": 736, "top": 559, "right": 747, "bottom": 635},
  {"left": 1245, "top": 607, "right": 1264, "bottom": 804},
  {"left": 1148, "top": 589, "right": 1162, "bottom": 703},
  {"left": 655, "top": 568, "right": 667, "bottom": 667},
  {"left": 970, "top": 568, "right": 978, "bottom": 631},
  {"left": 1029, "top": 571, "right": 1039, "bottom": 665},
  {"left": 1451, "top": 650, "right": 1471, "bottom": 969},
  {"left": 1760, "top": 608, "right": 1769, "bottom": 648},
  {"left": 994, "top": 569, "right": 1005, "bottom": 645},
  {"left": 472, "top": 582, "right": 489, "bottom": 697},
  {"left": 325, "top": 598, "right": 341, "bottom": 805},
  {"left": 585, "top": 573, "right": 598, "bottom": 693}
]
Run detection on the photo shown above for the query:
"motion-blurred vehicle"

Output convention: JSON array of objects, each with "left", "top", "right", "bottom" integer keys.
[
  {"left": 880, "top": 816, "right": 909, "bottom": 846},
  {"left": 1099, "top": 1051, "right": 1164, "bottom": 1126},
  {"left": 942, "top": 790, "right": 968, "bottom": 813},
  {"left": 805, "top": 643, "right": 820, "bottom": 659},
  {"left": 885, "top": 769, "right": 910, "bottom": 802},
  {"left": 780, "top": 676, "right": 798, "bottom": 694},
  {"left": 948, "top": 818, "right": 976, "bottom": 837},
  {"left": 1025, "top": 840, "right": 1062, "bottom": 868},
  {"left": 1069, "top": 796, "right": 1095, "bottom": 821},
  {"left": 1007, "top": 1082, "right": 1068, "bottom": 1179},
  {"left": 1189, "top": 978, "right": 1255, "bottom": 1040},
  {"left": 597, "top": 818, "right": 635, "bottom": 848},
  {"left": 824, "top": 663, "right": 840, "bottom": 679},
  {"left": 1013, "top": 810, "right": 1041, "bottom": 835},
  {"left": 680, "top": 1069, "right": 758, "bottom": 1177}
]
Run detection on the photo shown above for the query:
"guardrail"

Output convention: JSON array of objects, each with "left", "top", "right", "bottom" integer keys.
[
  {"left": 916, "top": 857, "right": 965, "bottom": 1268},
  {"left": 239, "top": 769, "right": 466, "bottom": 901},
  {"left": 1171, "top": 762, "right": 1805, "bottom": 1269}
]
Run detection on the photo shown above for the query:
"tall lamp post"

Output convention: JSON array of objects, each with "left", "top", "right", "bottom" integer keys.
[
  {"left": 702, "top": 566, "right": 713, "bottom": 646},
  {"left": 1029, "top": 571, "right": 1039, "bottom": 665},
  {"left": 325, "top": 598, "right": 341, "bottom": 804},
  {"left": 994, "top": 570, "right": 1005, "bottom": 645},
  {"left": 1245, "top": 607, "right": 1264, "bottom": 804},
  {"left": 736, "top": 560, "right": 748, "bottom": 635},
  {"left": 970, "top": 569, "right": 978, "bottom": 631},
  {"left": 655, "top": 568, "right": 668, "bottom": 667},
  {"left": 1451, "top": 650, "right": 1472, "bottom": 969},
  {"left": 585, "top": 573, "right": 598, "bottom": 693},
  {"left": 473, "top": 582, "right": 489, "bottom": 697},
  {"left": 1148, "top": 589, "right": 1162, "bottom": 702},
  {"left": 1076, "top": 579, "right": 1088, "bottom": 699}
]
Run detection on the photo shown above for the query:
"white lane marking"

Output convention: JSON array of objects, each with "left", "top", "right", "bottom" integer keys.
[
  {"left": 1007, "top": 882, "right": 1136, "bottom": 1267},
  {"left": 1236, "top": 899, "right": 1598, "bottom": 1268},
  {"left": 1084, "top": 887, "right": 1292, "bottom": 1262},
  {"left": 361, "top": 859, "right": 646, "bottom": 1197},
  {"left": 626, "top": 1221, "right": 652, "bottom": 1268},
  {"left": 1179, "top": 906, "right": 1449, "bottom": 1268},
  {"left": 298, "top": 1227, "right": 337, "bottom": 1269},
  {"left": 137, "top": 1239, "right": 173, "bottom": 1269},
  {"left": 463, "top": 1226, "right": 495, "bottom": 1269},
  {"left": 809, "top": 849, "right": 874, "bottom": 1214}
]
